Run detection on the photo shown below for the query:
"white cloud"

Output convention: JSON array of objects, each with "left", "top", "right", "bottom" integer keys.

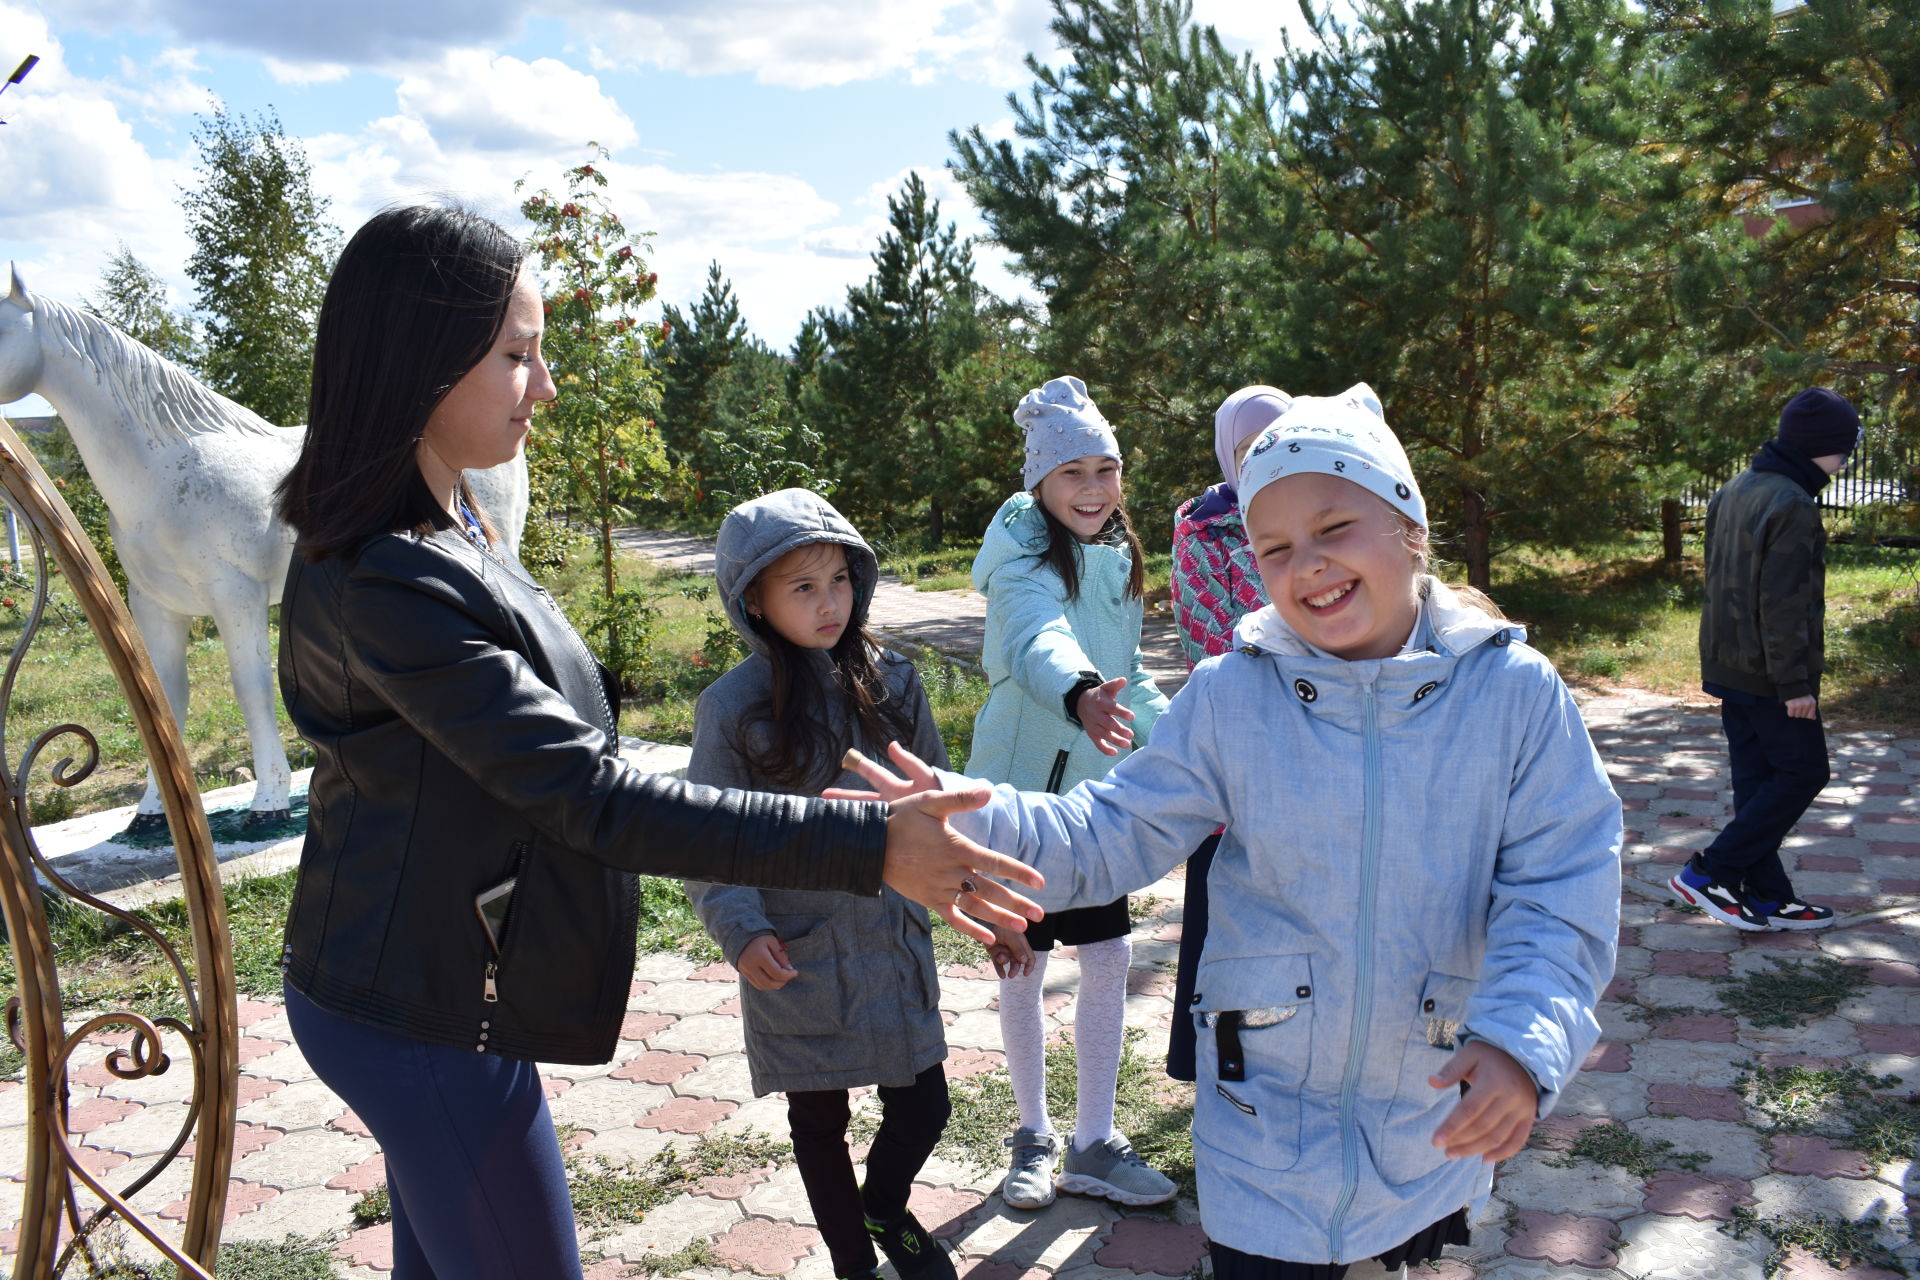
[
  {"left": 0, "top": 3, "right": 198, "bottom": 331},
  {"left": 393, "top": 50, "right": 637, "bottom": 154},
  {"left": 262, "top": 57, "right": 351, "bottom": 86},
  {"left": 570, "top": 0, "right": 1056, "bottom": 89}
]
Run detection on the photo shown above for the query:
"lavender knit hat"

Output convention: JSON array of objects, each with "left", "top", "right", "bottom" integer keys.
[
  {"left": 1017, "top": 376, "right": 1121, "bottom": 489},
  {"left": 1237, "top": 382, "right": 1427, "bottom": 528}
]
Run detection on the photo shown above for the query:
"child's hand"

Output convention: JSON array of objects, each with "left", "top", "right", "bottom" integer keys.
[
  {"left": 736, "top": 934, "right": 798, "bottom": 991},
  {"left": 1076, "top": 677, "right": 1136, "bottom": 755},
  {"left": 985, "top": 922, "right": 1036, "bottom": 978},
  {"left": 1429, "top": 1040, "right": 1537, "bottom": 1162}
]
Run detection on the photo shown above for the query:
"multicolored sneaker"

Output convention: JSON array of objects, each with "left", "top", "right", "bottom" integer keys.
[
  {"left": 1749, "top": 897, "right": 1837, "bottom": 930},
  {"left": 1668, "top": 861, "right": 1767, "bottom": 931},
  {"left": 864, "top": 1210, "right": 954, "bottom": 1280},
  {"left": 1057, "top": 1132, "right": 1177, "bottom": 1206},
  {"left": 1000, "top": 1127, "right": 1060, "bottom": 1210}
]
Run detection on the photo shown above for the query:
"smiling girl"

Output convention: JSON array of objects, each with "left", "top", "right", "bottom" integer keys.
[
  {"left": 967, "top": 376, "right": 1175, "bottom": 1210},
  {"left": 840, "top": 384, "right": 1620, "bottom": 1278}
]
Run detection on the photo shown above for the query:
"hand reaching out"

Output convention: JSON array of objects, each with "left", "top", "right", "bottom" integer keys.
[
  {"left": 736, "top": 934, "right": 797, "bottom": 990},
  {"left": 827, "top": 743, "right": 1047, "bottom": 946},
  {"left": 1076, "top": 676, "right": 1135, "bottom": 755},
  {"left": 984, "top": 921, "right": 1036, "bottom": 978},
  {"left": 1429, "top": 1040, "right": 1537, "bottom": 1162}
]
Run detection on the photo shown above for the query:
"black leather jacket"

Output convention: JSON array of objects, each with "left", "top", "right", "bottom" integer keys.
[{"left": 278, "top": 529, "right": 888, "bottom": 1064}]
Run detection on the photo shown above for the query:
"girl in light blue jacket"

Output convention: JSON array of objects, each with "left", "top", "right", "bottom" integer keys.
[
  {"left": 844, "top": 386, "right": 1620, "bottom": 1278},
  {"left": 969, "top": 377, "right": 1172, "bottom": 1211}
]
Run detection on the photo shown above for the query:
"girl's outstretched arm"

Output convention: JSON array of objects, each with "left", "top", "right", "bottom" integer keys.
[{"left": 835, "top": 663, "right": 1232, "bottom": 915}]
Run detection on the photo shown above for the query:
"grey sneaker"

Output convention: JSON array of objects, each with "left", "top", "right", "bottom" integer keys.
[
  {"left": 1001, "top": 1127, "right": 1060, "bottom": 1210},
  {"left": 1058, "top": 1132, "right": 1176, "bottom": 1206}
]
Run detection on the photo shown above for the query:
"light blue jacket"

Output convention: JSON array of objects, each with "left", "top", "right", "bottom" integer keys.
[
  {"left": 967, "top": 492, "right": 1167, "bottom": 789},
  {"left": 946, "top": 581, "right": 1620, "bottom": 1263}
]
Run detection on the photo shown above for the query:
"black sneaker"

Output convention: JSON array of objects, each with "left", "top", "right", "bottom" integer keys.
[
  {"left": 1750, "top": 897, "right": 1837, "bottom": 931},
  {"left": 864, "top": 1210, "right": 956, "bottom": 1280},
  {"left": 1669, "top": 861, "right": 1767, "bottom": 931}
]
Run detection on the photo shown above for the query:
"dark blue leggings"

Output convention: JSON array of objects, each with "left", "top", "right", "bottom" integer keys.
[{"left": 284, "top": 983, "right": 582, "bottom": 1280}]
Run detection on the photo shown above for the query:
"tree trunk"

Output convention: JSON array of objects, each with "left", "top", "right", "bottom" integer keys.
[
  {"left": 1661, "top": 498, "right": 1683, "bottom": 563},
  {"left": 1461, "top": 487, "right": 1493, "bottom": 594},
  {"left": 927, "top": 497, "right": 945, "bottom": 548}
]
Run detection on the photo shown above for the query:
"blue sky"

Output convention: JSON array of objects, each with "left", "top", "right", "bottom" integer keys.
[{"left": 0, "top": 0, "right": 1306, "bottom": 419}]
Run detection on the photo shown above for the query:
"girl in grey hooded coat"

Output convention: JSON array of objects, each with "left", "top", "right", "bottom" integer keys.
[{"left": 686, "top": 489, "right": 966, "bottom": 1280}]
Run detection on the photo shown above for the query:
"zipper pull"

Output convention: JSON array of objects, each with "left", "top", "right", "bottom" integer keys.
[{"left": 484, "top": 962, "right": 499, "bottom": 1003}]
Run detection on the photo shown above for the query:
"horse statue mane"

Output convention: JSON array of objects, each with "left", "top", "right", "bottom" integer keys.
[
  {"left": 25, "top": 291, "right": 284, "bottom": 446},
  {"left": 0, "top": 264, "right": 530, "bottom": 830}
]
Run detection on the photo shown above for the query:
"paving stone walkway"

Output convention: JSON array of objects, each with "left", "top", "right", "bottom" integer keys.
[{"left": 2, "top": 553, "right": 1916, "bottom": 1277}]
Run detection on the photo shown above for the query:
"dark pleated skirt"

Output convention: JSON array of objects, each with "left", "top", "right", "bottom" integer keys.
[{"left": 1208, "top": 1207, "right": 1472, "bottom": 1280}]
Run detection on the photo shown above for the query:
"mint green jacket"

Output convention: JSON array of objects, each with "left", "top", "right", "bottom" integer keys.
[{"left": 966, "top": 492, "right": 1166, "bottom": 790}]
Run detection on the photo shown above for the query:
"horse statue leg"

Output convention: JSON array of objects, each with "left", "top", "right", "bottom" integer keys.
[
  {"left": 207, "top": 583, "right": 290, "bottom": 827},
  {"left": 125, "top": 582, "right": 193, "bottom": 837}
]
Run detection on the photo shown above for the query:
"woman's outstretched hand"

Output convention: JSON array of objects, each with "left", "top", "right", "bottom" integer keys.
[{"left": 831, "top": 743, "right": 1044, "bottom": 945}]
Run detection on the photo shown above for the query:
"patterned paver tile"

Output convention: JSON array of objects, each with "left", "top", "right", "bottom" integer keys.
[
  {"left": 1649, "top": 1083, "right": 1747, "bottom": 1122},
  {"left": 1503, "top": 1209, "right": 1620, "bottom": 1269},
  {"left": 1642, "top": 1170, "right": 1758, "bottom": 1221},
  {"left": 1091, "top": 1217, "right": 1208, "bottom": 1276},
  {"left": 634, "top": 1096, "right": 736, "bottom": 1136},
  {"left": 711, "top": 1215, "right": 820, "bottom": 1274},
  {"left": 1613, "top": 1211, "right": 1768, "bottom": 1279},
  {"left": 1769, "top": 1135, "right": 1877, "bottom": 1179}
]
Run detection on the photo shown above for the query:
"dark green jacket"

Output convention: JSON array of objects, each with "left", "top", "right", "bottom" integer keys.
[{"left": 1699, "top": 464, "right": 1826, "bottom": 701}]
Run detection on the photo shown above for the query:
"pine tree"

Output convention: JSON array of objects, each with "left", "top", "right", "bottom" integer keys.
[
  {"left": 1648, "top": 0, "right": 1917, "bottom": 504},
  {"left": 88, "top": 244, "right": 198, "bottom": 367},
  {"left": 1268, "top": 0, "right": 1660, "bottom": 588},
  {"left": 950, "top": 0, "right": 1275, "bottom": 510},
  {"left": 181, "top": 105, "right": 335, "bottom": 426},
  {"left": 809, "top": 173, "right": 986, "bottom": 543}
]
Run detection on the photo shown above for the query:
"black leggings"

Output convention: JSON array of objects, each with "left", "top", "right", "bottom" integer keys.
[
  {"left": 787, "top": 1063, "right": 950, "bottom": 1277},
  {"left": 1209, "top": 1209, "right": 1472, "bottom": 1280}
]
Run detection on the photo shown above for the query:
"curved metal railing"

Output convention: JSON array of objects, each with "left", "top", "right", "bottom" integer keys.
[{"left": 0, "top": 413, "right": 236, "bottom": 1278}]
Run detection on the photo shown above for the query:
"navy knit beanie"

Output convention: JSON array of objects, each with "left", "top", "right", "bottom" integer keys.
[{"left": 1777, "top": 387, "right": 1862, "bottom": 459}]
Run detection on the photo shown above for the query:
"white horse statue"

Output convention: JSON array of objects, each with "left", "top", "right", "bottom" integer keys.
[{"left": 0, "top": 266, "right": 529, "bottom": 830}]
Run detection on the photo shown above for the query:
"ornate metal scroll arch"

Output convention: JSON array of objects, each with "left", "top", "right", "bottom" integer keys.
[{"left": 0, "top": 413, "right": 236, "bottom": 1279}]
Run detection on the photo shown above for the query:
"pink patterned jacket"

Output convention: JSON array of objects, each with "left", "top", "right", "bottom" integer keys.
[{"left": 1171, "top": 484, "right": 1268, "bottom": 670}]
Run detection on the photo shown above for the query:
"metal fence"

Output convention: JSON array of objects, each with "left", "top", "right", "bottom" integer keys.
[{"left": 1683, "top": 432, "right": 1918, "bottom": 512}]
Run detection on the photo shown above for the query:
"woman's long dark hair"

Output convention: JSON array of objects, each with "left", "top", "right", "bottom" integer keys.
[
  {"left": 1033, "top": 497, "right": 1147, "bottom": 603},
  {"left": 741, "top": 551, "right": 916, "bottom": 791},
  {"left": 278, "top": 204, "right": 523, "bottom": 561}
]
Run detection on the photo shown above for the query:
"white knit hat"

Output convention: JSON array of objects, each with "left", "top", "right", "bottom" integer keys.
[
  {"left": 1237, "top": 382, "right": 1426, "bottom": 528},
  {"left": 1016, "top": 376, "right": 1121, "bottom": 489}
]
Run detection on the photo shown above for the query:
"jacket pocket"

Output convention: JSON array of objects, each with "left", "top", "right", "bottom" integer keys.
[
  {"left": 1377, "top": 970, "right": 1478, "bottom": 1186},
  {"left": 1191, "top": 954, "right": 1313, "bottom": 1173},
  {"left": 750, "top": 914, "right": 846, "bottom": 1036},
  {"left": 900, "top": 904, "right": 941, "bottom": 1010}
]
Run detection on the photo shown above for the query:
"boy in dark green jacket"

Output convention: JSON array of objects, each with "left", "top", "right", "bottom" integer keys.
[{"left": 1672, "top": 387, "right": 1861, "bottom": 931}]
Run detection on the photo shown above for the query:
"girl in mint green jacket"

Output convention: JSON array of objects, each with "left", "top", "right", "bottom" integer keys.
[{"left": 968, "top": 377, "right": 1172, "bottom": 1211}]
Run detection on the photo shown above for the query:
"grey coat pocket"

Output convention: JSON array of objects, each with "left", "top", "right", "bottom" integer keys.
[{"left": 749, "top": 915, "right": 846, "bottom": 1037}]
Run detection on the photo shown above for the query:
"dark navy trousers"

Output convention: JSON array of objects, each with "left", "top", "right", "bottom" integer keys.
[
  {"left": 1165, "top": 831, "right": 1219, "bottom": 1083},
  {"left": 284, "top": 983, "right": 582, "bottom": 1280},
  {"left": 1697, "top": 696, "right": 1831, "bottom": 904}
]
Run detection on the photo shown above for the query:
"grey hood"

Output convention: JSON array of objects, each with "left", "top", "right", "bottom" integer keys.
[{"left": 712, "top": 488, "right": 879, "bottom": 657}]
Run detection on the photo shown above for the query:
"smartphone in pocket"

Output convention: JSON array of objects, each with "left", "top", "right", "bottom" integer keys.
[{"left": 474, "top": 878, "right": 517, "bottom": 955}]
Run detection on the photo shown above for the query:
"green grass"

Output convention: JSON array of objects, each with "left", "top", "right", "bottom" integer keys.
[
  {"left": 1710, "top": 956, "right": 1871, "bottom": 1029},
  {"left": 1723, "top": 1206, "right": 1908, "bottom": 1277},
  {"left": 1481, "top": 532, "right": 1920, "bottom": 727},
  {"left": 84, "top": 1231, "right": 346, "bottom": 1278},
  {"left": 566, "top": 1129, "right": 789, "bottom": 1239},
  {"left": 1735, "top": 1061, "right": 1920, "bottom": 1165},
  {"left": 1541, "top": 1120, "right": 1708, "bottom": 1178}
]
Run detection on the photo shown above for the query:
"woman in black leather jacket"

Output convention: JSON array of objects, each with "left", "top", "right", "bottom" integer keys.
[{"left": 273, "top": 204, "right": 1039, "bottom": 1280}]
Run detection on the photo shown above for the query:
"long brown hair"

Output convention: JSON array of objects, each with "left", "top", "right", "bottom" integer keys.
[
  {"left": 739, "top": 550, "right": 917, "bottom": 791},
  {"left": 1032, "top": 499, "right": 1146, "bottom": 603}
]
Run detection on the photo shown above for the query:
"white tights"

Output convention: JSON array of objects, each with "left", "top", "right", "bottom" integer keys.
[{"left": 997, "top": 934, "right": 1132, "bottom": 1151}]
